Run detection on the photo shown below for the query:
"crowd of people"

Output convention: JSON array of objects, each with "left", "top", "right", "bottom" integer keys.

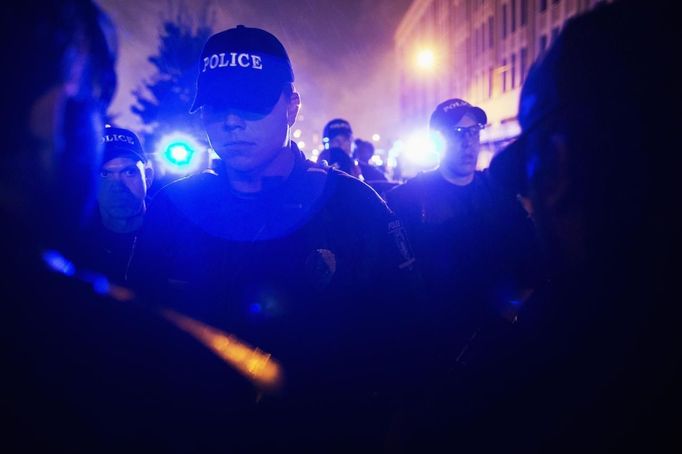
[{"left": 2, "top": 0, "right": 678, "bottom": 450}]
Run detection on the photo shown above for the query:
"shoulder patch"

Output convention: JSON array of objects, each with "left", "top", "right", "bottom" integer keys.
[
  {"left": 388, "top": 219, "right": 416, "bottom": 270},
  {"left": 304, "top": 248, "right": 337, "bottom": 289}
]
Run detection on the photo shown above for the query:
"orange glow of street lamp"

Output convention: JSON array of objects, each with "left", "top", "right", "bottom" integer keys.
[{"left": 415, "top": 49, "right": 436, "bottom": 71}]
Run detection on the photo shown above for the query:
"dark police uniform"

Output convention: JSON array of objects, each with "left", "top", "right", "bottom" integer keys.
[
  {"left": 387, "top": 169, "right": 538, "bottom": 301},
  {"left": 384, "top": 168, "right": 542, "bottom": 446},
  {"left": 386, "top": 169, "right": 540, "bottom": 367},
  {"left": 74, "top": 215, "right": 139, "bottom": 284},
  {"left": 129, "top": 145, "right": 417, "bottom": 444}
]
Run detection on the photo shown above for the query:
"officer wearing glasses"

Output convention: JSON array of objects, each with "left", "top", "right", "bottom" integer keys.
[
  {"left": 386, "top": 98, "right": 540, "bottom": 379},
  {"left": 430, "top": 99, "right": 487, "bottom": 186}
]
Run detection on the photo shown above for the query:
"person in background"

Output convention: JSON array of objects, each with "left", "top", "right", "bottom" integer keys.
[
  {"left": 386, "top": 98, "right": 541, "bottom": 369},
  {"left": 353, "top": 137, "right": 398, "bottom": 198},
  {"left": 354, "top": 138, "right": 387, "bottom": 182},
  {"left": 319, "top": 118, "right": 361, "bottom": 178},
  {"left": 76, "top": 126, "right": 153, "bottom": 283},
  {"left": 321, "top": 117, "right": 354, "bottom": 156}
]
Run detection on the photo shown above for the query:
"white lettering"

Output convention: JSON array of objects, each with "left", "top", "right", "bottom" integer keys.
[
  {"left": 237, "top": 53, "right": 250, "bottom": 68},
  {"left": 102, "top": 134, "right": 135, "bottom": 145},
  {"left": 443, "top": 100, "right": 467, "bottom": 112},
  {"left": 202, "top": 53, "right": 265, "bottom": 71}
]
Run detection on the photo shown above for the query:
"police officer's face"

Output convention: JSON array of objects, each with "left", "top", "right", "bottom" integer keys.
[
  {"left": 441, "top": 113, "right": 481, "bottom": 178},
  {"left": 97, "top": 157, "right": 149, "bottom": 219},
  {"left": 202, "top": 92, "right": 298, "bottom": 173},
  {"left": 329, "top": 134, "right": 352, "bottom": 156}
]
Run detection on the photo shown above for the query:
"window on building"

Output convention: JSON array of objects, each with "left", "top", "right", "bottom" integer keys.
[
  {"left": 551, "top": 26, "right": 560, "bottom": 43},
  {"left": 521, "top": 0, "right": 528, "bottom": 26},
  {"left": 511, "top": 53, "right": 516, "bottom": 89},
  {"left": 481, "top": 22, "right": 488, "bottom": 53},
  {"left": 475, "top": 27, "right": 480, "bottom": 55},
  {"left": 502, "top": 4, "right": 508, "bottom": 39},
  {"left": 520, "top": 47, "right": 528, "bottom": 85},
  {"left": 502, "top": 58, "right": 508, "bottom": 92},
  {"left": 489, "top": 66, "right": 494, "bottom": 98},
  {"left": 489, "top": 16, "right": 494, "bottom": 49},
  {"left": 540, "top": 0, "right": 547, "bottom": 12},
  {"left": 479, "top": 72, "right": 484, "bottom": 99},
  {"left": 512, "top": 0, "right": 517, "bottom": 33},
  {"left": 480, "top": 26, "right": 484, "bottom": 54},
  {"left": 466, "top": 37, "right": 471, "bottom": 64},
  {"left": 539, "top": 35, "right": 547, "bottom": 55}
]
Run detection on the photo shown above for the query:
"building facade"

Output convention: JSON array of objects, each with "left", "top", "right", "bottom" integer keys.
[{"left": 395, "top": 0, "right": 609, "bottom": 155}]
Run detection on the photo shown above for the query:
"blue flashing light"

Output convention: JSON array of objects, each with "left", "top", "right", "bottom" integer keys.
[
  {"left": 164, "top": 142, "right": 194, "bottom": 167},
  {"left": 42, "top": 250, "right": 76, "bottom": 277},
  {"left": 401, "top": 129, "right": 443, "bottom": 168},
  {"left": 156, "top": 132, "right": 203, "bottom": 174}
]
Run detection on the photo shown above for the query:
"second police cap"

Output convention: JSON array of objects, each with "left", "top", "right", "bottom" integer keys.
[
  {"left": 429, "top": 98, "right": 488, "bottom": 132},
  {"left": 102, "top": 126, "right": 146, "bottom": 163},
  {"left": 190, "top": 25, "right": 295, "bottom": 114},
  {"left": 323, "top": 118, "right": 353, "bottom": 141}
]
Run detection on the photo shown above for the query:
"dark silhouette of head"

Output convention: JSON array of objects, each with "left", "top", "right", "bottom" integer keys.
[
  {"left": 494, "top": 0, "right": 675, "bottom": 272},
  {"left": 1, "top": 0, "right": 117, "bottom": 250},
  {"left": 353, "top": 139, "right": 374, "bottom": 163}
]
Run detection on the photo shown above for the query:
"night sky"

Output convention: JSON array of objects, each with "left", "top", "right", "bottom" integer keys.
[{"left": 98, "top": 0, "right": 414, "bottom": 150}]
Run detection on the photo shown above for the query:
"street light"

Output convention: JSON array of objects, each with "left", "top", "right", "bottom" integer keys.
[{"left": 415, "top": 48, "right": 436, "bottom": 71}]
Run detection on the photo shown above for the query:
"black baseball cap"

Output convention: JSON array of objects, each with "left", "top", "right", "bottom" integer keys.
[
  {"left": 429, "top": 98, "right": 487, "bottom": 132},
  {"left": 102, "top": 126, "right": 146, "bottom": 164},
  {"left": 190, "top": 25, "right": 294, "bottom": 114},
  {"left": 323, "top": 118, "right": 353, "bottom": 141}
]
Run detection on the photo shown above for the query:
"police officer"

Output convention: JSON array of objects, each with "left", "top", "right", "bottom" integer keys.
[
  {"left": 385, "top": 99, "right": 541, "bottom": 390},
  {"left": 322, "top": 118, "right": 354, "bottom": 156},
  {"left": 319, "top": 118, "right": 361, "bottom": 177},
  {"left": 129, "top": 25, "right": 417, "bottom": 446},
  {"left": 75, "top": 126, "right": 153, "bottom": 283},
  {"left": 354, "top": 138, "right": 387, "bottom": 182}
]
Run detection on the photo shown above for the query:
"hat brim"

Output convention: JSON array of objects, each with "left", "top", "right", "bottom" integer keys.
[
  {"left": 468, "top": 106, "right": 488, "bottom": 125},
  {"left": 103, "top": 147, "right": 146, "bottom": 164},
  {"left": 190, "top": 82, "right": 283, "bottom": 115},
  {"left": 190, "top": 62, "right": 289, "bottom": 114},
  {"left": 430, "top": 105, "right": 489, "bottom": 131}
]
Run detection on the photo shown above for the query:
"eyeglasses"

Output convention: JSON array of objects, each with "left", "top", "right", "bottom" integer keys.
[{"left": 448, "top": 124, "right": 484, "bottom": 140}]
